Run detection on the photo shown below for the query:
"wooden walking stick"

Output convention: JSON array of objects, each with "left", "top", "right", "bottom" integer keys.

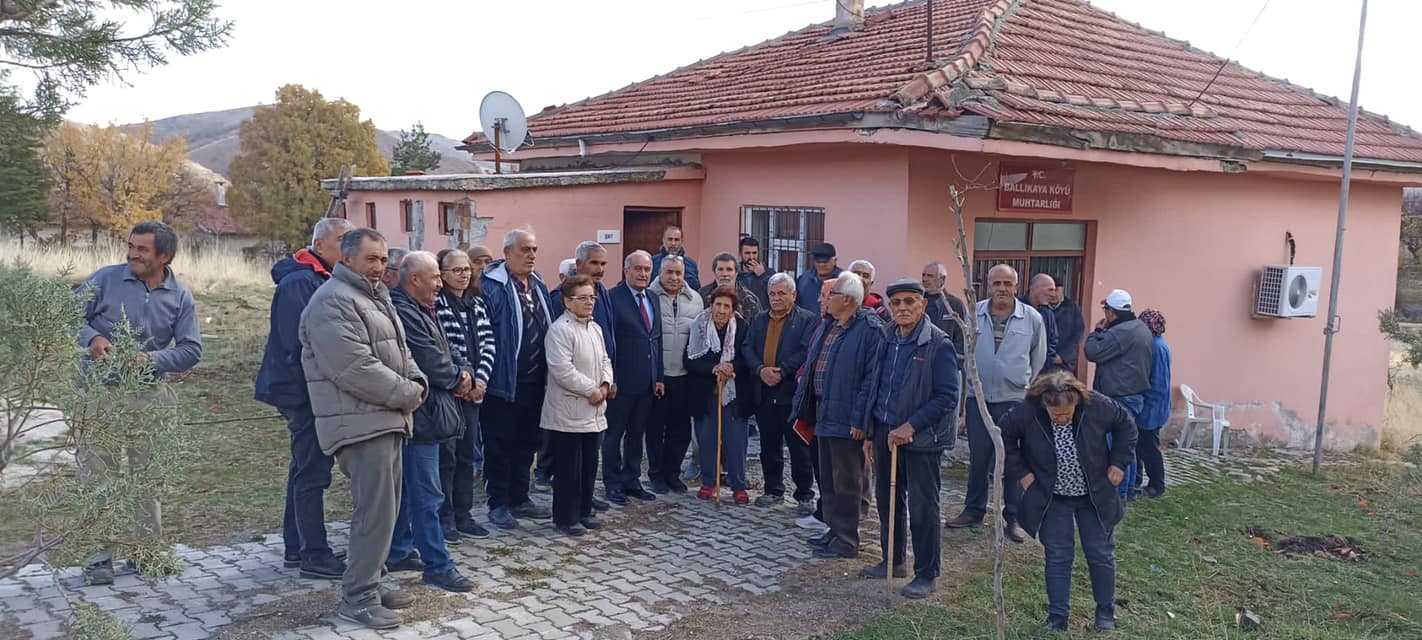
[
  {"left": 715, "top": 378, "right": 725, "bottom": 505},
  {"left": 886, "top": 442, "right": 899, "bottom": 588}
]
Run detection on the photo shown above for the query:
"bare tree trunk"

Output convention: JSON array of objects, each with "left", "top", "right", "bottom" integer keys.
[{"left": 946, "top": 184, "right": 1008, "bottom": 640}]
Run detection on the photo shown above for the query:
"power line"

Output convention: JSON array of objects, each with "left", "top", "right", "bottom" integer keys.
[{"left": 1186, "top": 0, "right": 1273, "bottom": 110}]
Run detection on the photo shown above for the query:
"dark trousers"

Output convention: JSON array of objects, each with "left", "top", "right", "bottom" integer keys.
[
  {"left": 482, "top": 384, "right": 545, "bottom": 510},
  {"left": 439, "top": 403, "right": 480, "bottom": 529},
  {"left": 1040, "top": 495, "right": 1117, "bottom": 621},
  {"left": 550, "top": 430, "right": 600, "bottom": 527},
  {"left": 388, "top": 442, "right": 452, "bottom": 577},
  {"left": 603, "top": 392, "right": 653, "bottom": 490},
  {"left": 646, "top": 375, "right": 692, "bottom": 483},
  {"left": 818, "top": 436, "right": 866, "bottom": 556},
  {"left": 963, "top": 399, "right": 1024, "bottom": 522},
  {"left": 1136, "top": 427, "right": 1165, "bottom": 490},
  {"left": 533, "top": 430, "right": 554, "bottom": 482},
  {"left": 280, "top": 405, "right": 335, "bottom": 563},
  {"left": 757, "top": 399, "right": 814, "bottom": 501},
  {"left": 872, "top": 425, "right": 943, "bottom": 580}
]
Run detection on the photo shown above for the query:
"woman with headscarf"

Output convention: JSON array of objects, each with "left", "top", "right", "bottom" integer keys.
[
  {"left": 685, "top": 286, "right": 753, "bottom": 504},
  {"left": 1001, "top": 370, "right": 1137, "bottom": 632},
  {"left": 1135, "top": 308, "right": 1171, "bottom": 497}
]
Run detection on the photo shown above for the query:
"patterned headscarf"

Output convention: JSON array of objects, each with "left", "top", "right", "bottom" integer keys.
[{"left": 1139, "top": 308, "right": 1166, "bottom": 336}]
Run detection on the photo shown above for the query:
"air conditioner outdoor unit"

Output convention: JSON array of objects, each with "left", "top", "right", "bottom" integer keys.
[{"left": 1254, "top": 265, "right": 1321, "bottom": 318}]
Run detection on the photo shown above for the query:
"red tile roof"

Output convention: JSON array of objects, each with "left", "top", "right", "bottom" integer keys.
[{"left": 488, "top": 0, "right": 1422, "bottom": 165}]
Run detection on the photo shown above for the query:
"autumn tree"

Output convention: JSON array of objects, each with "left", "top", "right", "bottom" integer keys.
[
  {"left": 0, "top": 85, "right": 50, "bottom": 243},
  {"left": 154, "top": 164, "right": 216, "bottom": 233},
  {"left": 43, "top": 122, "right": 187, "bottom": 242},
  {"left": 391, "top": 122, "right": 442, "bottom": 175},
  {"left": 228, "top": 84, "right": 390, "bottom": 249}
]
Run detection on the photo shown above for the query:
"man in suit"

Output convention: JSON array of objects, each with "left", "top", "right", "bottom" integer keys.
[
  {"left": 741, "top": 273, "right": 819, "bottom": 510},
  {"left": 603, "top": 250, "right": 665, "bottom": 505}
]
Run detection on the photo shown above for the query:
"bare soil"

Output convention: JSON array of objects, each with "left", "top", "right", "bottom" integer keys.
[{"left": 1247, "top": 527, "right": 1368, "bottom": 562}]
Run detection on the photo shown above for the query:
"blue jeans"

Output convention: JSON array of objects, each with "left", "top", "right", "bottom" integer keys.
[
  {"left": 1040, "top": 495, "right": 1116, "bottom": 621},
  {"left": 696, "top": 411, "right": 747, "bottom": 491},
  {"left": 387, "top": 441, "right": 453, "bottom": 577},
  {"left": 963, "top": 400, "right": 1023, "bottom": 521},
  {"left": 280, "top": 405, "right": 335, "bottom": 563},
  {"left": 1110, "top": 394, "right": 1145, "bottom": 498}
]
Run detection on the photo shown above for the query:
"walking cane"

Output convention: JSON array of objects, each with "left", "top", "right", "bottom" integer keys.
[
  {"left": 886, "top": 442, "right": 899, "bottom": 588},
  {"left": 714, "top": 379, "right": 724, "bottom": 506}
]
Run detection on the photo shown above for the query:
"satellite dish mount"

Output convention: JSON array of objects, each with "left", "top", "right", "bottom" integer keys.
[{"left": 479, "top": 91, "right": 528, "bottom": 174}]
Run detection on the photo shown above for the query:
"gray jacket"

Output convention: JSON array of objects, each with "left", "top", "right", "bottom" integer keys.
[
  {"left": 1084, "top": 317, "right": 1153, "bottom": 397},
  {"left": 650, "top": 279, "right": 703, "bottom": 377},
  {"left": 969, "top": 299, "right": 1047, "bottom": 403}
]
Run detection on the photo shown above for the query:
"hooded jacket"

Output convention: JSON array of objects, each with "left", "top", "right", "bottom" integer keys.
[
  {"left": 649, "top": 278, "right": 703, "bottom": 378},
  {"left": 256, "top": 248, "right": 331, "bottom": 409}
]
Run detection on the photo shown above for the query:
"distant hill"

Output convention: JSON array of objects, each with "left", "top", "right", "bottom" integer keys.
[{"left": 126, "top": 107, "right": 477, "bottom": 177}]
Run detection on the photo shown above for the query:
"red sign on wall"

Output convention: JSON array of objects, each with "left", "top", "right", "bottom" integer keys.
[{"left": 997, "top": 164, "right": 1075, "bottom": 214}]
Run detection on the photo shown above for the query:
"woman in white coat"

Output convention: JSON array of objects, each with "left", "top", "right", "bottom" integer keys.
[{"left": 541, "top": 275, "right": 614, "bottom": 536}]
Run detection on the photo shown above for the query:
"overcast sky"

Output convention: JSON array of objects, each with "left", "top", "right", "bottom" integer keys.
[{"left": 61, "top": 0, "right": 1419, "bottom": 141}]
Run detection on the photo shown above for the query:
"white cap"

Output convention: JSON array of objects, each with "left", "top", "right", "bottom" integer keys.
[
  {"left": 559, "top": 258, "right": 576, "bottom": 276},
  {"left": 1103, "top": 289, "right": 1133, "bottom": 312}
]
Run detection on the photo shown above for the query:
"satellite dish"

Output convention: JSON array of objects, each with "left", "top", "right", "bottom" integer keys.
[{"left": 479, "top": 91, "right": 527, "bottom": 154}]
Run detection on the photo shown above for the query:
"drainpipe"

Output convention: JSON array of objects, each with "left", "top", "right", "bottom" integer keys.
[{"left": 832, "top": 0, "right": 865, "bottom": 33}]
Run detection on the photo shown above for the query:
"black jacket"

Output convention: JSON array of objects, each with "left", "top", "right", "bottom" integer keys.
[
  {"left": 606, "top": 282, "right": 663, "bottom": 396},
  {"left": 925, "top": 291, "right": 968, "bottom": 355},
  {"left": 1019, "top": 293, "right": 1058, "bottom": 374},
  {"left": 1001, "top": 391, "right": 1138, "bottom": 537},
  {"left": 739, "top": 306, "right": 818, "bottom": 406},
  {"left": 391, "top": 287, "right": 469, "bottom": 443},
  {"left": 1050, "top": 298, "right": 1086, "bottom": 370},
  {"left": 685, "top": 317, "right": 755, "bottom": 420}
]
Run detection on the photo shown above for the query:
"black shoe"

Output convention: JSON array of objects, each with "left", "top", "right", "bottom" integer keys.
[
  {"left": 858, "top": 562, "right": 908, "bottom": 579},
  {"left": 812, "top": 546, "right": 858, "bottom": 560},
  {"left": 422, "top": 568, "right": 474, "bottom": 593},
  {"left": 385, "top": 554, "right": 424, "bottom": 573},
  {"left": 285, "top": 549, "right": 347, "bottom": 568},
  {"left": 591, "top": 496, "right": 611, "bottom": 511},
  {"left": 533, "top": 475, "right": 552, "bottom": 493},
  {"left": 944, "top": 513, "right": 983, "bottom": 528},
  {"left": 512, "top": 501, "right": 552, "bottom": 520},
  {"left": 488, "top": 507, "right": 518, "bottom": 529},
  {"left": 299, "top": 557, "right": 347, "bottom": 580},
  {"left": 456, "top": 520, "right": 491, "bottom": 539},
  {"left": 1043, "top": 616, "right": 1069, "bottom": 632},
  {"left": 648, "top": 479, "right": 670, "bottom": 495},
  {"left": 1005, "top": 521, "right": 1029, "bottom": 544},
  {"left": 606, "top": 489, "right": 629, "bottom": 505},
  {"left": 580, "top": 517, "right": 602, "bottom": 530},
  {"left": 665, "top": 478, "right": 689, "bottom": 493},
  {"left": 443, "top": 526, "right": 462, "bottom": 546},
  {"left": 627, "top": 485, "right": 657, "bottom": 501},
  {"left": 1142, "top": 486, "right": 1165, "bottom": 498},
  {"left": 555, "top": 524, "right": 587, "bottom": 536},
  {"left": 806, "top": 533, "right": 831, "bottom": 547},
  {"left": 900, "top": 576, "right": 935, "bottom": 599}
]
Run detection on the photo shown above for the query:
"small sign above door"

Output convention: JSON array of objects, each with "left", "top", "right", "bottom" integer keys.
[{"left": 997, "top": 164, "right": 1075, "bottom": 214}]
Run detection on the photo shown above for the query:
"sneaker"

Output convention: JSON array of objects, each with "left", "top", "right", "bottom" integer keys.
[
  {"left": 379, "top": 586, "right": 414, "bottom": 610},
  {"left": 488, "top": 507, "right": 519, "bottom": 530},
  {"left": 666, "top": 478, "right": 689, "bottom": 493},
  {"left": 580, "top": 517, "right": 603, "bottom": 530},
  {"left": 456, "top": 520, "right": 491, "bottom": 539},
  {"left": 796, "top": 514, "right": 829, "bottom": 531},
  {"left": 1095, "top": 617, "right": 1117, "bottom": 631},
  {"left": 337, "top": 602, "right": 402, "bottom": 630},
  {"left": 944, "top": 513, "right": 984, "bottom": 528},
  {"left": 733, "top": 490, "right": 750, "bottom": 505},
  {"left": 555, "top": 523, "right": 587, "bottom": 537},
  {"left": 858, "top": 562, "right": 909, "bottom": 579},
  {"left": 422, "top": 568, "right": 474, "bottom": 593},
  {"left": 512, "top": 501, "right": 552, "bottom": 520},
  {"left": 697, "top": 486, "right": 716, "bottom": 501},
  {"left": 682, "top": 463, "right": 700, "bottom": 480},
  {"left": 83, "top": 561, "right": 115, "bottom": 586},
  {"left": 299, "top": 556, "right": 347, "bottom": 580},
  {"left": 754, "top": 494, "right": 783, "bottom": 507},
  {"left": 900, "top": 576, "right": 935, "bottom": 599},
  {"left": 443, "top": 526, "right": 462, "bottom": 546},
  {"left": 385, "top": 554, "right": 423, "bottom": 573},
  {"left": 795, "top": 498, "right": 816, "bottom": 515},
  {"left": 284, "top": 549, "right": 347, "bottom": 568}
]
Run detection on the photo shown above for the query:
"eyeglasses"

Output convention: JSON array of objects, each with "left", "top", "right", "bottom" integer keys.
[
  {"left": 442, "top": 267, "right": 473, "bottom": 275},
  {"left": 567, "top": 295, "right": 598, "bottom": 303}
]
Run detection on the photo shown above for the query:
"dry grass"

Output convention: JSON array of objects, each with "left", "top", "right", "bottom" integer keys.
[{"left": 1, "top": 237, "right": 271, "bottom": 292}]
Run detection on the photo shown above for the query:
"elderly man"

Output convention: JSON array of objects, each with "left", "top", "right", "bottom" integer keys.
[
  {"left": 77, "top": 221, "right": 203, "bottom": 586},
  {"left": 300, "top": 228, "right": 425, "bottom": 629},
  {"left": 737, "top": 236, "right": 771, "bottom": 312},
  {"left": 603, "top": 250, "right": 664, "bottom": 504},
  {"left": 480, "top": 228, "right": 555, "bottom": 529},
  {"left": 862, "top": 279, "right": 960, "bottom": 598},
  {"left": 1084, "top": 290, "right": 1154, "bottom": 424},
  {"left": 796, "top": 242, "right": 842, "bottom": 312},
  {"left": 256, "top": 217, "right": 354, "bottom": 578},
  {"left": 386, "top": 252, "right": 475, "bottom": 593},
  {"left": 1021, "top": 274, "right": 1060, "bottom": 375},
  {"left": 646, "top": 255, "right": 703, "bottom": 493},
  {"left": 467, "top": 245, "right": 494, "bottom": 274},
  {"left": 383, "top": 247, "right": 408, "bottom": 290},
  {"left": 742, "top": 273, "right": 818, "bottom": 509},
  {"left": 1049, "top": 285, "right": 1085, "bottom": 373},
  {"left": 848, "top": 260, "right": 887, "bottom": 319},
  {"left": 794, "top": 273, "right": 884, "bottom": 560},
  {"left": 537, "top": 241, "right": 617, "bottom": 495},
  {"left": 920, "top": 262, "right": 968, "bottom": 354},
  {"left": 946, "top": 264, "right": 1047, "bottom": 544},
  {"left": 651, "top": 225, "right": 701, "bottom": 290},
  {"left": 699, "top": 251, "right": 762, "bottom": 319}
]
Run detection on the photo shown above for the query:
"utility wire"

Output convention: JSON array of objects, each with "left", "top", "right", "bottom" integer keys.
[{"left": 1186, "top": 0, "right": 1273, "bottom": 109}]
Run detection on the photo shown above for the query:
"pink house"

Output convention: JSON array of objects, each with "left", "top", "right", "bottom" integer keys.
[{"left": 327, "top": 0, "right": 1422, "bottom": 449}]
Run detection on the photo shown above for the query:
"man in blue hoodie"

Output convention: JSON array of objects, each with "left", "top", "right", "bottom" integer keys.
[{"left": 255, "top": 217, "right": 353, "bottom": 579}]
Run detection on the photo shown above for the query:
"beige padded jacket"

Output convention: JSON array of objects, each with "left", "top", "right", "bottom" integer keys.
[{"left": 540, "top": 311, "right": 614, "bottom": 434}]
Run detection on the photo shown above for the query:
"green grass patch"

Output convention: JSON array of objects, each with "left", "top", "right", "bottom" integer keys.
[{"left": 844, "top": 464, "right": 1422, "bottom": 639}]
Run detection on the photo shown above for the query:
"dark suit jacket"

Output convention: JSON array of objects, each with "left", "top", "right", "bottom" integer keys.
[
  {"left": 607, "top": 281, "right": 664, "bottom": 395},
  {"left": 740, "top": 306, "right": 818, "bottom": 406}
]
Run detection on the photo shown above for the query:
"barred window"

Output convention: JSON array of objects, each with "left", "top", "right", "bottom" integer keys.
[{"left": 740, "top": 206, "right": 825, "bottom": 275}]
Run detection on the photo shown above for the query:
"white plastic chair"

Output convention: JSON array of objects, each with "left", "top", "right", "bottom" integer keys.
[{"left": 1179, "top": 384, "right": 1231, "bottom": 457}]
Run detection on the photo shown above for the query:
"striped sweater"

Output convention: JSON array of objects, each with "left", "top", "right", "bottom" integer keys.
[{"left": 436, "top": 290, "right": 496, "bottom": 389}]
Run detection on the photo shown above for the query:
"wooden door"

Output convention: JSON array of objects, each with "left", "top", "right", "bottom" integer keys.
[{"left": 622, "top": 207, "right": 682, "bottom": 259}]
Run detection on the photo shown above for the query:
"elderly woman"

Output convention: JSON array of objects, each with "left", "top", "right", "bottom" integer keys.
[
  {"left": 1001, "top": 370, "right": 1137, "bottom": 632},
  {"left": 1136, "top": 308, "right": 1172, "bottom": 498},
  {"left": 540, "top": 275, "right": 614, "bottom": 536},
  {"left": 686, "top": 286, "right": 754, "bottom": 504},
  {"left": 434, "top": 249, "right": 495, "bottom": 543}
]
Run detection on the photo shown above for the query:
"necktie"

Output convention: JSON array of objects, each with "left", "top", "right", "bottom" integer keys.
[{"left": 637, "top": 292, "right": 652, "bottom": 332}]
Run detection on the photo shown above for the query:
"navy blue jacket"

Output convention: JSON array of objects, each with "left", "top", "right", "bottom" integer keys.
[
  {"left": 606, "top": 281, "right": 664, "bottom": 395},
  {"left": 255, "top": 248, "right": 331, "bottom": 409},
  {"left": 795, "top": 267, "right": 842, "bottom": 313},
  {"left": 740, "top": 306, "right": 818, "bottom": 406},
  {"left": 391, "top": 287, "right": 469, "bottom": 443},
  {"left": 480, "top": 260, "right": 553, "bottom": 402},
  {"left": 791, "top": 308, "right": 885, "bottom": 440},
  {"left": 550, "top": 281, "right": 616, "bottom": 365},
  {"left": 1050, "top": 297, "right": 1086, "bottom": 370},
  {"left": 1020, "top": 294, "right": 1058, "bottom": 375},
  {"left": 867, "top": 318, "right": 960, "bottom": 453},
  {"left": 652, "top": 249, "right": 700, "bottom": 292}
]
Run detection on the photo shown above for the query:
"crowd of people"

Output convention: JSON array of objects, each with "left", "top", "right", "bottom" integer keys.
[{"left": 74, "top": 219, "right": 1174, "bottom": 633}]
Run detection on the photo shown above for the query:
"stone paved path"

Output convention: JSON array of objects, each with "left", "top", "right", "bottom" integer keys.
[{"left": 0, "top": 443, "right": 1301, "bottom": 640}]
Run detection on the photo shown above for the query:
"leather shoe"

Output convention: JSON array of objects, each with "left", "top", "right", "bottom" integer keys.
[
  {"left": 806, "top": 533, "right": 831, "bottom": 547},
  {"left": 591, "top": 496, "right": 611, "bottom": 511},
  {"left": 580, "top": 516, "right": 603, "bottom": 530},
  {"left": 606, "top": 489, "right": 629, "bottom": 505},
  {"left": 1005, "top": 521, "right": 1029, "bottom": 544},
  {"left": 858, "top": 562, "right": 908, "bottom": 579},
  {"left": 648, "top": 479, "right": 670, "bottom": 494},
  {"left": 379, "top": 586, "right": 414, "bottom": 610},
  {"left": 385, "top": 554, "right": 423, "bottom": 573},
  {"left": 298, "top": 556, "right": 347, "bottom": 580},
  {"left": 665, "top": 478, "right": 689, "bottom": 493},
  {"left": 627, "top": 485, "right": 657, "bottom": 501},
  {"left": 285, "top": 549, "right": 347, "bottom": 568},
  {"left": 488, "top": 507, "right": 519, "bottom": 530},
  {"left": 512, "top": 501, "right": 552, "bottom": 520},
  {"left": 900, "top": 576, "right": 935, "bottom": 599},
  {"left": 555, "top": 524, "right": 586, "bottom": 537},
  {"left": 944, "top": 513, "right": 983, "bottom": 528},
  {"left": 422, "top": 568, "right": 474, "bottom": 593},
  {"left": 812, "top": 546, "right": 858, "bottom": 560}
]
